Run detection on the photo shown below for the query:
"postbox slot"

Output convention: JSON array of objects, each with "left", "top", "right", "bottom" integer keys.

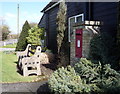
[{"left": 75, "top": 29, "right": 82, "bottom": 58}]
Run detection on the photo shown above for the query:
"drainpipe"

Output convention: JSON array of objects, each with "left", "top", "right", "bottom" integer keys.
[
  {"left": 89, "top": 0, "right": 91, "bottom": 21},
  {"left": 87, "top": 1, "right": 99, "bottom": 34}
]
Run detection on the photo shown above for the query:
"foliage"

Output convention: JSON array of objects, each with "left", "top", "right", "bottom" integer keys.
[
  {"left": 56, "top": 0, "right": 67, "bottom": 53},
  {"left": 1, "top": 25, "right": 11, "bottom": 41},
  {"left": 99, "top": 64, "right": 120, "bottom": 94},
  {"left": 89, "top": 32, "right": 119, "bottom": 69},
  {"left": 49, "top": 58, "right": 120, "bottom": 93},
  {"left": 74, "top": 58, "right": 120, "bottom": 94},
  {"left": 26, "top": 26, "right": 44, "bottom": 46},
  {"left": 74, "top": 58, "right": 100, "bottom": 84},
  {"left": 45, "top": 49, "right": 52, "bottom": 53},
  {"left": 74, "top": 58, "right": 102, "bottom": 93},
  {"left": 48, "top": 66, "right": 92, "bottom": 93},
  {"left": 15, "top": 20, "right": 31, "bottom": 51},
  {"left": 56, "top": 0, "right": 69, "bottom": 67}
]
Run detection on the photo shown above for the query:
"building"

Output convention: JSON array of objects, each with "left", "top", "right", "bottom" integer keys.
[{"left": 38, "top": 1, "right": 118, "bottom": 64}]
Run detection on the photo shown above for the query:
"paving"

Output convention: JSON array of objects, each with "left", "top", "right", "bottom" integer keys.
[{"left": 1, "top": 80, "right": 50, "bottom": 94}]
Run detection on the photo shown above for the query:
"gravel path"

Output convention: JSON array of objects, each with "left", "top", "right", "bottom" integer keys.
[{"left": 1, "top": 80, "right": 50, "bottom": 94}]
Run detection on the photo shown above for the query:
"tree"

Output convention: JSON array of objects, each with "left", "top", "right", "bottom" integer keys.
[
  {"left": 26, "top": 26, "right": 44, "bottom": 46},
  {"left": 15, "top": 20, "right": 31, "bottom": 51},
  {"left": 1, "top": 25, "right": 11, "bottom": 41},
  {"left": 56, "top": 0, "right": 67, "bottom": 53},
  {"left": 56, "top": 0, "right": 69, "bottom": 67}
]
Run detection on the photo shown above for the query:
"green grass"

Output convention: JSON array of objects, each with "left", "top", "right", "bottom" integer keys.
[
  {"left": 1, "top": 43, "right": 17, "bottom": 48},
  {"left": 0, "top": 51, "right": 45, "bottom": 83}
]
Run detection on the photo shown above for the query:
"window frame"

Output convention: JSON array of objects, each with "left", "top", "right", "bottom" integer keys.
[{"left": 68, "top": 14, "right": 84, "bottom": 42}]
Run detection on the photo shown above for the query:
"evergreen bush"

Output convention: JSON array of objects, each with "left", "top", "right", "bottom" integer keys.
[
  {"left": 26, "top": 26, "right": 44, "bottom": 46},
  {"left": 89, "top": 32, "right": 119, "bottom": 69},
  {"left": 48, "top": 58, "right": 120, "bottom": 94},
  {"left": 48, "top": 66, "right": 92, "bottom": 93},
  {"left": 99, "top": 64, "right": 120, "bottom": 94},
  {"left": 56, "top": 0, "right": 70, "bottom": 67},
  {"left": 56, "top": 0, "right": 67, "bottom": 53},
  {"left": 15, "top": 20, "right": 31, "bottom": 51},
  {"left": 74, "top": 58, "right": 120, "bottom": 94}
]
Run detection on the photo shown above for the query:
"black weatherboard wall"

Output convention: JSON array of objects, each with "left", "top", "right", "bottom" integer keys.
[
  {"left": 38, "top": 2, "right": 118, "bottom": 53},
  {"left": 38, "top": 2, "right": 86, "bottom": 53},
  {"left": 92, "top": 2, "right": 118, "bottom": 36}
]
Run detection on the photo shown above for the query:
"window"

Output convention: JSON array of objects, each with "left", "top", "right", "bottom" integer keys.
[{"left": 68, "top": 14, "right": 84, "bottom": 42}]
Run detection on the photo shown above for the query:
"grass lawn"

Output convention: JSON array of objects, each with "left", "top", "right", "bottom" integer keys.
[
  {"left": 0, "top": 51, "right": 46, "bottom": 83},
  {"left": 1, "top": 43, "right": 17, "bottom": 48}
]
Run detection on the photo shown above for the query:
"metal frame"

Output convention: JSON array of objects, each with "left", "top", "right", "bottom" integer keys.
[{"left": 68, "top": 13, "right": 84, "bottom": 42}]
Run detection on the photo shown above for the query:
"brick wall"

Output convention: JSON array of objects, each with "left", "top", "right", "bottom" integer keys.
[
  {"left": 70, "top": 21, "right": 101, "bottom": 66},
  {"left": 70, "top": 26, "right": 94, "bottom": 66}
]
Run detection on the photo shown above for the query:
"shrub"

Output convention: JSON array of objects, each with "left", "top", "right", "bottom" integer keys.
[
  {"left": 99, "top": 64, "right": 120, "bottom": 94},
  {"left": 15, "top": 20, "right": 31, "bottom": 51},
  {"left": 74, "top": 58, "right": 120, "bottom": 94},
  {"left": 74, "top": 58, "right": 102, "bottom": 93},
  {"left": 26, "top": 26, "right": 44, "bottom": 46},
  {"left": 74, "top": 58, "right": 101, "bottom": 84},
  {"left": 56, "top": 0, "right": 67, "bottom": 53},
  {"left": 48, "top": 66, "right": 92, "bottom": 93},
  {"left": 48, "top": 58, "right": 120, "bottom": 93},
  {"left": 89, "top": 32, "right": 119, "bottom": 70},
  {"left": 56, "top": 0, "right": 70, "bottom": 67}
]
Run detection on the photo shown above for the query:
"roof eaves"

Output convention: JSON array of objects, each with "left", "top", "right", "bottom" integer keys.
[{"left": 41, "top": 0, "right": 61, "bottom": 12}]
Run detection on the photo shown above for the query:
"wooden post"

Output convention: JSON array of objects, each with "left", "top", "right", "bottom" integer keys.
[{"left": 17, "top": 4, "right": 19, "bottom": 39}]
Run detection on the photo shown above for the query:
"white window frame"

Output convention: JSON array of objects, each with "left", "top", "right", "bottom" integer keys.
[{"left": 68, "top": 13, "right": 84, "bottom": 42}]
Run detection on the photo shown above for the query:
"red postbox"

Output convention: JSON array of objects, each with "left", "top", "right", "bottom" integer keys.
[{"left": 75, "top": 29, "right": 82, "bottom": 58}]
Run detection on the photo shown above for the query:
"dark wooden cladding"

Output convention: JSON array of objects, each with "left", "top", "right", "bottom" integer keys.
[
  {"left": 92, "top": 2, "right": 118, "bottom": 36},
  {"left": 46, "top": 6, "right": 59, "bottom": 53},
  {"left": 66, "top": 2, "right": 85, "bottom": 18},
  {"left": 38, "top": 14, "right": 46, "bottom": 28},
  {"left": 38, "top": 2, "right": 118, "bottom": 53}
]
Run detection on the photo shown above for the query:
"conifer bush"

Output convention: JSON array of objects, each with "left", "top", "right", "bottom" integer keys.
[
  {"left": 74, "top": 58, "right": 120, "bottom": 94},
  {"left": 89, "top": 32, "right": 119, "bottom": 69},
  {"left": 56, "top": 0, "right": 70, "bottom": 67},
  {"left": 48, "top": 66, "right": 92, "bottom": 93},
  {"left": 48, "top": 58, "right": 120, "bottom": 93},
  {"left": 16, "top": 20, "right": 31, "bottom": 51}
]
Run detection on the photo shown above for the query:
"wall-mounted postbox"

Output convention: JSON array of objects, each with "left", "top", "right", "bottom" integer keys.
[{"left": 75, "top": 29, "right": 82, "bottom": 58}]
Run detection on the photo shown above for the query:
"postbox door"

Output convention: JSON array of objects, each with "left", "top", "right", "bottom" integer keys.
[{"left": 75, "top": 29, "right": 82, "bottom": 58}]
